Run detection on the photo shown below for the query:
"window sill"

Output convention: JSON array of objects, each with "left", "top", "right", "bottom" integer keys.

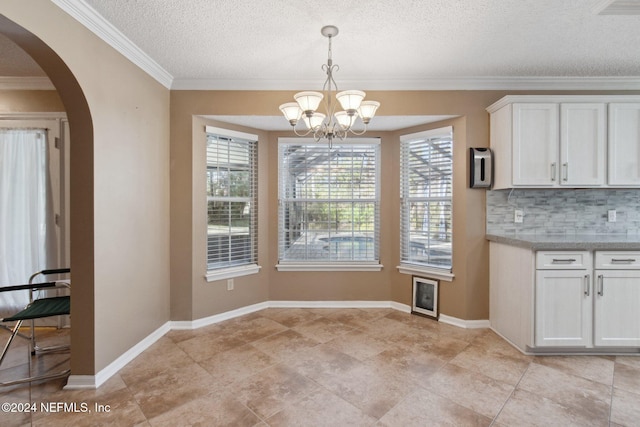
[
  {"left": 397, "top": 264, "right": 455, "bottom": 282},
  {"left": 276, "top": 262, "right": 383, "bottom": 272},
  {"left": 205, "top": 264, "right": 261, "bottom": 282}
]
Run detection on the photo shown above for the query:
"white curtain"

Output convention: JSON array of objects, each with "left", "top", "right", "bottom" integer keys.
[{"left": 0, "top": 128, "right": 53, "bottom": 316}]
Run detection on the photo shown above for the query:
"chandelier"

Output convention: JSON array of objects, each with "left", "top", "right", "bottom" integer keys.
[{"left": 279, "top": 25, "right": 380, "bottom": 146}]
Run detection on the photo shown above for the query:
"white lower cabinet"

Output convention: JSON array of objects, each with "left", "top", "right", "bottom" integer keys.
[
  {"left": 534, "top": 250, "right": 640, "bottom": 349},
  {"left": 594, "top": 252, "right": 640, "bottom": 347},
  {"left": 490, "top": 243, "right": 640, "bottom": 353},
  {"left": 534, "top": 252, "right": 592, "bottom": 347}
]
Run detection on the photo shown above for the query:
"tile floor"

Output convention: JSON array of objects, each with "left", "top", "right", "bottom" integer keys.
[{"left": 1, "top": 308, "right": 639, "bottom": 426}]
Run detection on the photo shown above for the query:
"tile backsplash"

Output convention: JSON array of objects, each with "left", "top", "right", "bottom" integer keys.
[{"left": 486, "top": 189, "right": 640, "bottom": 235}]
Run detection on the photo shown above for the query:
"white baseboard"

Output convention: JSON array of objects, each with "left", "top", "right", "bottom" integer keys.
[
  {"left": 171, "top": 301, "right": 269, "bottom": 330},
  {"left": 269, "top": 300, "right": 403, "bottom": 310},
  {"left": 65, "top": 321, "right": 171, "bottom": 390},
  {"left": 438, "top": 314, "right": 490, "bottom": 329},
  {"left": 64, "top": 300, "right": 485, "bottom": 389}
]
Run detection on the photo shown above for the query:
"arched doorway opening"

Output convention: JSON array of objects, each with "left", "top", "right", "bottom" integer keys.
[{"left": 0, "top": 14, "right": 95, "bottom": 377}]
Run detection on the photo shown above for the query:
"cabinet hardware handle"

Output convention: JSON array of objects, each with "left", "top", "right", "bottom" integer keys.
[
  {"left": 562, "top": 163, "right": 568, "bottom": 181},
  {"left": 598, "top": 274, "right": 604, "bottom": 296},
  {"left": 551, "top": 258, "right": 576, "bottom": 263},
  {"left": 551, "top": 163, "right": 556, "bottom": 181},
  {"left": 584, "top": 274, "right": 590, "bottom": 296},
  {"left": 584, "top": 274, "right": 591, "bottom": 296},
  {"left": 611, "top": 258, "right": 636, "bottom": 263}
]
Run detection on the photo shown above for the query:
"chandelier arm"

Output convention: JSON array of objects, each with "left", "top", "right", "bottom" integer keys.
[
  {"left": 292, "top": 126, "right": 314, "bottom": 138},
  {"left": 347, "top": 126, "right": 368, "bottom": 136}
]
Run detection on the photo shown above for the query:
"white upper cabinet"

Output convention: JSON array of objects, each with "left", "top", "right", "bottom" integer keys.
[
  {"left": 512, "top": 103, "right": 559, "bottom": 186},
  {"left": 487, "top": 96, "right": 640, "bottom": 189},
  {"left": 608, "top": 103, "right": 640, "bottom": 186},
  {"left": 560, "top": 103, "right": 606, "bottom": 186}
]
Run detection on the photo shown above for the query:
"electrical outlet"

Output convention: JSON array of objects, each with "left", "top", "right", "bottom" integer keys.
[
  {"left": 227, "top": 279, "right": 234, "bottom": 290},
  {"left": 514, "top": 209, "right": 524, "bottom": 223},
  {"left": 608, "top": 210, "right": 617, "bottom": 222}
]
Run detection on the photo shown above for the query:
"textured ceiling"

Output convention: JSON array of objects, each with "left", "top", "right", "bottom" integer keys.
[
  {"left": 2, "top": 0, "right": 640, "bottom": 130},
  {"left": 79, "top": 0, "right": 640, "bottom": 89},
  {"left": 2, "top": 0, "right": 640, "bottom": 88}
]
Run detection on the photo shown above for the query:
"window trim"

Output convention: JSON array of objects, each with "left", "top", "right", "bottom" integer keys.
[
  {"left": 205, "top": 125, "right": 260, "bottom": 280},
  {"left": 398, "top": 126, "right": 453, "bottom": 275},
  {"left": 276, "top": 137, "right": 381, "bottom": 270}
]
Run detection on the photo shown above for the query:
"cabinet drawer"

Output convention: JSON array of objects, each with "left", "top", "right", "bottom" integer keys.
[
  {"left": 595, "top": 252, "right": 640, "bottom": 269},
  {"left": 536, "top": 251, "right": 591, "bottom": 269}
]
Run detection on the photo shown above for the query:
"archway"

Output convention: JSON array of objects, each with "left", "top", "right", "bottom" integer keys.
[{"left": 0, "top": 14, "right": 95, "bottom": 377}]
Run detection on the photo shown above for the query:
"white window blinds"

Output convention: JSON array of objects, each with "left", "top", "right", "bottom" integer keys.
[
  {"left": 400, "top": 127, "right": 453, "bottom": 270},
  {"left": 278, "top": 140, "right": 380, "bottom": 263},
  {"left": 206, "top": 131, "right": 257, "bottom": 270}
]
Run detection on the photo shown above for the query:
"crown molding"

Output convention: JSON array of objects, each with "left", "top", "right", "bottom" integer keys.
[
  {"left": 47, "top": 1, "right": 640, "bottom": 92},
  {"left": 51, "top": 0, "right": 173, "bottom": 89},
  {"left": 0, "top": 76, "right": 55, "bottom": 90},
  {"left": 171, "top": 76, "right": 640, "bottom": 91}
]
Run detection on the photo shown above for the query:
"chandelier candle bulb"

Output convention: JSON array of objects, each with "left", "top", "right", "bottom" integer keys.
[
  {"left": 336, "top": 90, "right": 366, "bottom": 112},
  {"left": 357, "top": 101, "right": 381, "bottom": 124},
  {"left": 279, "top": 102, "right": 303, "bottom": 125},
  {"left": 294, "top": 91, "right": 323, "bottom": 115},
  {"left": 303, "top": 113, "right": 326, "bottom": 130}
]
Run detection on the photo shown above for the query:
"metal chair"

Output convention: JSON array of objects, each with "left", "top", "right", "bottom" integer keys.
[{"left": 0, "top": 268, "right": 70, "bottom": 386}]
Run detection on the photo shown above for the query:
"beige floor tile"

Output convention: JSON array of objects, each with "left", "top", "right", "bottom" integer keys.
[
  {"left": 119, "top": 337, "right": 192, "bottom": 388},
  {"left": 198, "top": 343, "right": 277, "bottom": 387},
  {"left": 257, "top": 308, "right": 322, "bottom": 328},
  {"left": 378, "top": 388, "right": 492, "bottom": 427},
  {"left": 291, "top": 316, "right": 355, "bottom": 343},
  {"left": 359, "top": 315, "right": 434, "bottom": 345},
  {"left": 532, "top": 354, "right": 615, "bottom": 385},
  {"left": 325, "top": 329, "right": 391, "bottom": 361},
  {"left": 367, "top": 345, "right": 446, "bottom": 386},
  {"left": 250, "top": 329, "right": 321, "bottom": 361},
  {"left": 176, "top": 330, "right": 246, "bottom": 362},
  {"left": 127, "top": 362, "right": 216, "bottom": 420},
  {"left": 425, "top": 363, "right": 515, "bottom": 419},
  {"left": 615, "top": 355, "right": 640, "bottom": 370},
  {"left": 495, "top": 388, "right": 609, "bottom": 427},
  {"left": 147, "top": 393, "right": 260, "bottom": 427},
  {"left": 222, "top": 316, "right": 289, "bottom": 342},
  {"left": 266, "top": 387, "right": 376, "bottom": 426},
  {"left": 517, "top": 363, "right": 611, "bottom": 423},
  {"left": 450, "top": 343, "right": 530, "bottom": 385},
  {"left": 286, "top": 343, "right": 362, "bottom": 382},
  {"left": 33, "top": 385, "right": 147, "bottom": 427},
  {"left": 410, "top": 333, "right": 471, "bottom": 361},
  {"left": 318, "top": 358, "right": 419, "bottom": 419},
  {"left": 610, "top": 387, "right": 640, "bottom": 427},
  {"left": 162, "top": 322, "right": 223, "bottom": 343},
  {"left": 323, "top": 308, "right": 393, "bottom": 329},
  {"left": 614, "top": 362, "right": 640, "bottom": 394},
  {"left": 6, "top": 308, "right": 640, "bottom": 427},
  {"left": 230, "top": 364, "right": 321, "bottom": 419}
]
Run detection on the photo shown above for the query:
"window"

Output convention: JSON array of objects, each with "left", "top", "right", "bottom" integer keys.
[
  {"left": 277, "top": 138, "right": 381, "bottom": 271},
  {"left": 206, "top": 127, "right": 258, "bottom": 280},
  {"left": 400, "top": 126, "right": 453, "bottom": 277}
]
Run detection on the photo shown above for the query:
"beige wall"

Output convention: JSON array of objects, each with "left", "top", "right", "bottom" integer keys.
[
  {"left": 171, "top": 90, "right": 510, "bottom": 321},
  {"left": 5, "top": 0, "right": 640, "bottom": 380},
  {"left": 1, "top": 1, "right": 171, "bottom": 374}
]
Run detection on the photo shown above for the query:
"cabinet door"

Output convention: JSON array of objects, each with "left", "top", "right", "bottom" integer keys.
[
  {"left": 512, "top": 103, "right": 559, "bottom": 186},
  {"left": 608, "top": 103, "right": 640, "bottom": 186},
  {"left": 560, "top": 103, "right": 606, "bottom": 186},
  {"left": 535, "top": 270, "right": 591, "bottom": 347},
  {"left": 594, "top": 270, "right": 640, "bottom": 347}
]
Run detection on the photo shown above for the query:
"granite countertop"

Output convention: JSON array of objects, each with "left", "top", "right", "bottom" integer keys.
[{"left": 486, "top": 233, "right": 640, "bottom": 250}]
